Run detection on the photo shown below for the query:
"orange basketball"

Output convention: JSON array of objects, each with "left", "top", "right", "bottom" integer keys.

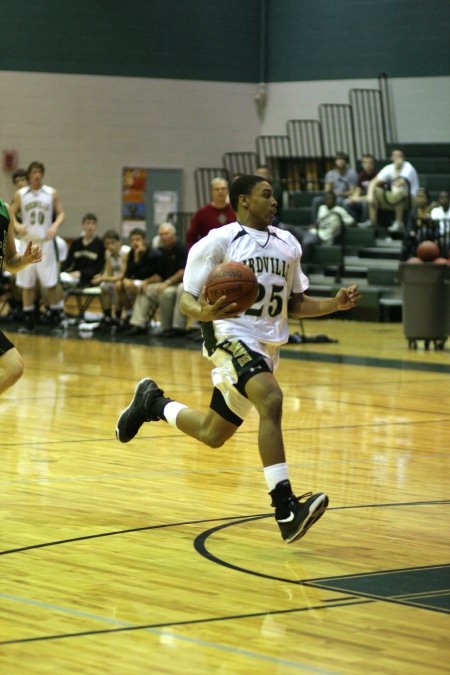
[
  {"left": 416, "top": 240, "right": 440, "bottom": 262},
  {"left": 205, "top": 261, "right": 259, "bottom": 313},
  {"left": 406, "top": 257, "right": 424, "bottom": 264}
]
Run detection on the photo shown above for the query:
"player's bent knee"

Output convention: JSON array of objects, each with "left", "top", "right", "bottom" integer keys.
[
  {"left": 199, "top": 421, "right": 235, "bottom": 448},
  {"left": 1, "top": 349, "right": 24, "bottom": 388},
  {"left": 205, "top": 436, "right": 225, "bottom": 449},
  {"left": 255, "top": 388, "right": 283, "bottom": 419},
  {"left": 10, "top": 352, "right": 24, "bottom": 383},
  {"left": 201, "top": 429, "right": 228, "bottom": 448}
]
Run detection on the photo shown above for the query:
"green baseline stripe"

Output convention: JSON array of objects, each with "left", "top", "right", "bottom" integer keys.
[
  {"left": 6, "top": 323, "right": 449, "bottom": 374},
  {"left": 280, "top": 348, "right": 450, "bottom": 374}
]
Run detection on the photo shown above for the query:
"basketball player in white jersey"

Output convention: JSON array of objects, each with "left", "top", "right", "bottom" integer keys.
[
  {"left": 116, "top": 175, "right": 361, "bottom": 544},
  {"left": 0, "top": 197, "right": 42, "bottom": 395},
  {"left": 11, "top": 161, "right": 65, "bottom": 330}
]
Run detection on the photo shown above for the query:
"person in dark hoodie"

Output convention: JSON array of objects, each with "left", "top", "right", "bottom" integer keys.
[{"left": 61, "top": 213, "right": 105, "bottom": 287}]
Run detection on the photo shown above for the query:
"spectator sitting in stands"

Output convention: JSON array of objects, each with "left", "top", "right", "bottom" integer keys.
[
  {"left": 186, "top": 177, "right": 235, "bottom": 249},
  {"left": 367, "top": 149, "right": 419, "bottom": 234},
  {"left": 61, "top": 213, "right": 105, "bottom": 287},
  {"left": 126, "top": 222, "right": 187, "bottom": 337},
  {"left": 91, "top": 229, "right": 130, "bottom": 327},
  {"left": 400, "top": 188, "right": 434, "bottom": 261},
  {"left": 312, "top": 151, "right": 357, "bottom": 222},
  {"left": 115, "top": 227, "right": 161, "bottom": 330},
  {"left": 300, "top": 192, "right": 355, "bottom": 263},
  {"left": 345, "top": 153, "right": 378, "bottom": 226},
  {"left": 430, "top": 190, "right": 450, "bottom": 236}
]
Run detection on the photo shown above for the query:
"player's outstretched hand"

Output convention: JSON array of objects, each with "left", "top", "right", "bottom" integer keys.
[
  {"left": 22, "top": 241, "right": 43, "bottom": 265},
  {"left": 335, "top": 284, "right": 361, "bottom": 311},
  {"left": 199, "top": 288, "right": 241, "bottom": 321}
]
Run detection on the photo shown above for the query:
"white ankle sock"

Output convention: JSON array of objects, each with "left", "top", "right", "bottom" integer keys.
[
  {"left": 264, "top": 462, "right": 289, "bottom": 492},
  {"left": 163, "top": 401, "right": 188, "bottom": 427}
]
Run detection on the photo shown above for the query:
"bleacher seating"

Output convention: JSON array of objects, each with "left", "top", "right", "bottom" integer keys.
[{"left": 194, "top": 72, "right": 449, "bottom": 324}]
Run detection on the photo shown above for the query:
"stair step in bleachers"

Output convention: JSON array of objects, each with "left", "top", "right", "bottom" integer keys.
[
  {"left": 344, "top": 227, "right": 376, "bottom": 251},
  {"left": 345, "top": 255, "right": 399, "bottom": 271},
  {"left": 210, "top": 93, "right": 448, "bottom": 323},
  {"left": 323, "top": 266, "right": 367, "bottom": 279},
  {"left": 307, "top": 267, "right": 403, "bottom": 322},
  {"left": 309, "top": 281, "right": 387, "bottom": 322},
  {"left": 280, "top": 206, "right": 311, "bottom": 226},
  {"left": 386, "top": 143, "right": 450, "bottom": 158},
  {"left": 418, "top": 174, "right": 449, "bottom": 192},
  {"left": 408, "top": 157, "right": 450, "bottom": 174},
  {"left": 379, "top": 300, "right": 402, "bottom": 322},
  {"left": 367, "top": 267, "right": 399, "bottom": 286},
  {"left": 312, "top": 245, "right": 342, "bottom": 265},
  {"left": 358, "top": 246, "right": 401, "bottom": 260},
  {"left": 283, "top": 191, "right": 322, "bottom": 207}
]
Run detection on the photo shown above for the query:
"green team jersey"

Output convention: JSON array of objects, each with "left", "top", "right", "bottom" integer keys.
[{"left": 0, "top": 198, "right": 11, "bottom": 274}]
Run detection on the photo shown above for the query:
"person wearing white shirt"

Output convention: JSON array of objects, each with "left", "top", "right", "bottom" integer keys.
[
  {"left": 367, "top": 149, "right": 419, "bottom": 233},
  {"left": 300, "top": 192, "right": 355, "bottom": 262},
  {"left": 430, "top": 191, "right": 450, "bottom": 235}
]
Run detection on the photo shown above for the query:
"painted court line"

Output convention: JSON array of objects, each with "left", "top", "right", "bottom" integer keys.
[{"left": 0, "top": 592, "right": 352, "bottom": 672}]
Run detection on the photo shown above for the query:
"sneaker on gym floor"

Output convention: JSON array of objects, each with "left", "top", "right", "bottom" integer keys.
[
  {"left": 116, "top": 378, "right": 165, "bottom": 443},
  {"left": 18, "top": 313, "right": 35, "bottom": 333},
  {"left": 387, "top": 220, "right": 404, "bottom": 233},
  {"left": 270, "top": 480, "right": 329, "bottom": 544}
]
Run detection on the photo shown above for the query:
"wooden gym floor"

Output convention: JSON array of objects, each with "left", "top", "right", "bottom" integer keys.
[{"left": 1, "top": 319, "right": 449, "bottom": 674}]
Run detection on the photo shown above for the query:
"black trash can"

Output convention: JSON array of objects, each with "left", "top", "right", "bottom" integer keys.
[{"left": 398, "top": 262, "right": 449, "bottom": 348}]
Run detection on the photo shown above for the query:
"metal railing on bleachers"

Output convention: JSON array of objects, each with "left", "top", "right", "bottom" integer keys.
[
  {"left": 255, "top": 135, "right": 292, "bottom": 165},
  {"left": 222, "top": 152, "right": 259, "bottom": 177},
  {"left": 286, "top": 119, "right": 323, "bottom": 158},
  {"left": 319, "top": 103, "right": 356, "bottom": 167},
  {"left": 378, "top": 73, "right": 397, "bottom": 145},
  {"left": 349, "top": 88, "right": 386, "bottom": 159},
  {"left": 194, "top": 168, "right": 229, "bottom": 209},
  {"left": 286, "top": 119, "right": 326, "bottom": 190}
]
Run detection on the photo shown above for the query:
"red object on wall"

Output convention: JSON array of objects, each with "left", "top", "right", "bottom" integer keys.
[{"left": 2, "top": 150, "right": 18, "bottom": 171}]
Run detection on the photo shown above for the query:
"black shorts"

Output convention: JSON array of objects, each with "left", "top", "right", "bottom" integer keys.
[
  {"left": 0, "top": 329, "right": 15, "bottom": 356},
  {"left": 209, "top": 340, "right": 272, "bottom": 425}
]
